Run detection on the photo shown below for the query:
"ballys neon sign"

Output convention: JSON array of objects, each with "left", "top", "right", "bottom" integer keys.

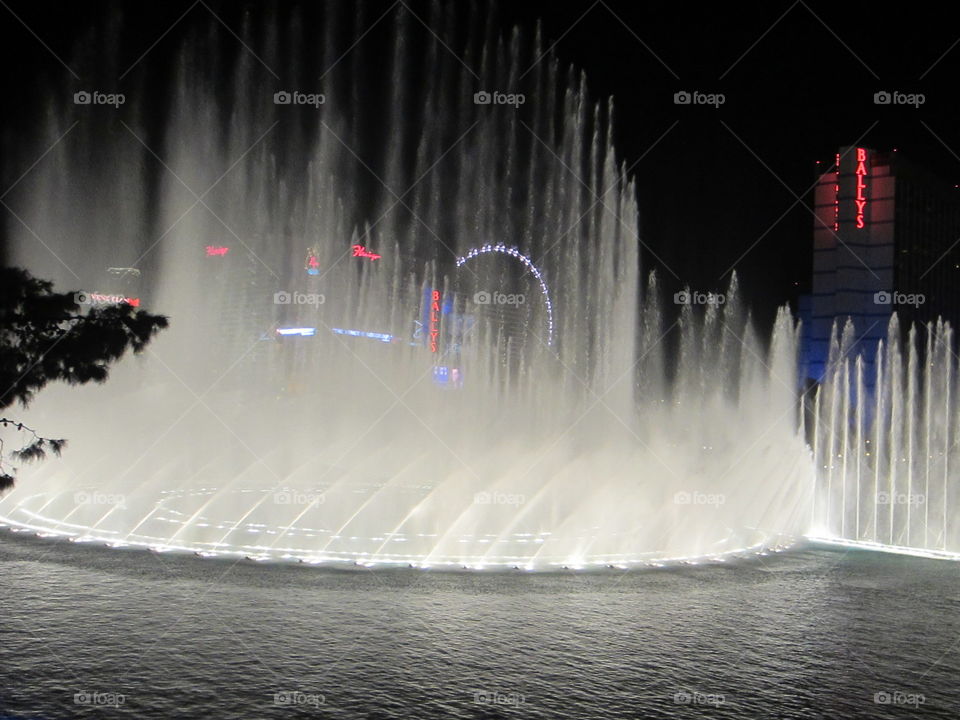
[
  {"left": 855, "top": 147, "right": 868, "bottom": 229},
  {"left": 351, "top": 245, "right": 381, "bottom": 261},
  {"left": 205, "top": 245, "right": 229, "bottom": 256},
  {"left": 429, "top": 290, "right": 440, "bottom": 353}
]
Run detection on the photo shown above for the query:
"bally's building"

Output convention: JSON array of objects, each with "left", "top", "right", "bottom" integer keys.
[{"left": 801, "top": 146, "right": 960, "bottom": 381}]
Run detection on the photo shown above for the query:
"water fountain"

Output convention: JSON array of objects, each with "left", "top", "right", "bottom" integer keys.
[
  {"left": 1, "top": 1, "right": 814, "bottom": 568},
  {"left": 809, "top": 315, "right": 960, "bottom": 559}
]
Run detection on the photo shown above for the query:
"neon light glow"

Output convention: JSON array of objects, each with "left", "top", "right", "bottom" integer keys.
[
  {"left": 276, "top": 327, "right": 316, "bottom": 336},
  {"left": 855, "top": 147, "right": 868, "bottom": 229},
  {"left": 305, "top": 245, "right": 320, "bottom": 275},
  {"left": 433, "top": 366, "right": 462, "bottom": 387},
  {"left": 429, "top": 290, "right": 441, "bottom": 353},
  {"left": 351, "top": 245, "right": 381, "bottom": 261},
  {"left": 87, "top": 292, "right": 140, "bottom": 307},
  {"left": 205, "top": 245, "right": 229, "bottom": 256},
  {"left": 455, "top": 244, "right": 555, "bottom": 346},
  {"left": 331, "top": 328, "right": 394, "bottom": 342}
]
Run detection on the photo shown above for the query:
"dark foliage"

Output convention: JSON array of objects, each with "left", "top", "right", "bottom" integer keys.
[{"left": 0, "top": 267, "right": 168, "bottom": 490}]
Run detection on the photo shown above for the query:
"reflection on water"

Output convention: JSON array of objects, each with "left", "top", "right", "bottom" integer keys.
[{"left": 1, "top": 533, "right": 958, "bottom": 719}]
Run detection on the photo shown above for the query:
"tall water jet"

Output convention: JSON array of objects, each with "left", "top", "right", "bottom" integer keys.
[
  {"left": 811, "top": 315, "right": 959, "bottom": 557},
  {"left": 1, "top": 1, "right": 813, "bottom": 568}
]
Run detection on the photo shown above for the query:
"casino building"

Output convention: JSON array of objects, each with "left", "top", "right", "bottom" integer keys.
[{"left": 801, "top": 146, "right": 960, "bottom": 381}]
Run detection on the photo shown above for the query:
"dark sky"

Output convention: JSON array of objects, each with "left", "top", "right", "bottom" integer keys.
[
  {"left": 2, "top": 0, "right": 959, "bottom": 329},
  {"left": 499, "top": 0, "right": 960, "bottom": 326}
]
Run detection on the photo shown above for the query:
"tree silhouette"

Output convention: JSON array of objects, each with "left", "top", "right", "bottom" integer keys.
[{"left": 0, "top": 267, "right": 168, "bottom": 490}]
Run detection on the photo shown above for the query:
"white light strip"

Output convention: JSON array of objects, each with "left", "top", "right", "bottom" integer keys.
[{"left": 331, "top": 328, "right": 394, "bottom": 343}]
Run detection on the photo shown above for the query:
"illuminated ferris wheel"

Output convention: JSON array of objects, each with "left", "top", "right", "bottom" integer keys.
[{"left": 454, "top": 244, "right": 555, "bottom": 346}]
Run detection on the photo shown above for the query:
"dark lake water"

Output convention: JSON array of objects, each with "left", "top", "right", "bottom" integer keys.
[{"left": 1, "top": 532, "right": 957, "bottom": 719}]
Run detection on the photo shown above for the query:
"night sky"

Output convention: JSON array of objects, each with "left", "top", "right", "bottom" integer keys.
[{"left": 2, "top": 0, "right": 958, "bottom": 329}]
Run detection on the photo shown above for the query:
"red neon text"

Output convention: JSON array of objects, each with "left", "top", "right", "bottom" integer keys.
[
  {"left": 833, "top": 152, "right": 840, "bottom": 231},
  {"left": 206, "top": 245, "right": 229, "bottom": 256},
  {"left": 429, "top": 290, "right": 440, "bottom": 353},
  {"left": 352, "top": 245, "right": 381, "bottom": 261},
  {"left": 855, "top": 147, "right": 868, "bottom": 229},
  {"left": 88, "top": 293, "right": 140, "bottom": 307}
]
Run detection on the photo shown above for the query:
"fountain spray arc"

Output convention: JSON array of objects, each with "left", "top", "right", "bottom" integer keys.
[{"left": 1, "top": 2, "right": 813, "bottom": 568}]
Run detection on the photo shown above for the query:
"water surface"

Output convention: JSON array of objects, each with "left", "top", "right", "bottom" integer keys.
[{"left": 1, "top": 533, "right": 957, "bottom": 719}]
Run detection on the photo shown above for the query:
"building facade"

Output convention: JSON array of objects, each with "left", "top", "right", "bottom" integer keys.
[{"left": 803, "top": 146, "right": 960, "bottom": 381}]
